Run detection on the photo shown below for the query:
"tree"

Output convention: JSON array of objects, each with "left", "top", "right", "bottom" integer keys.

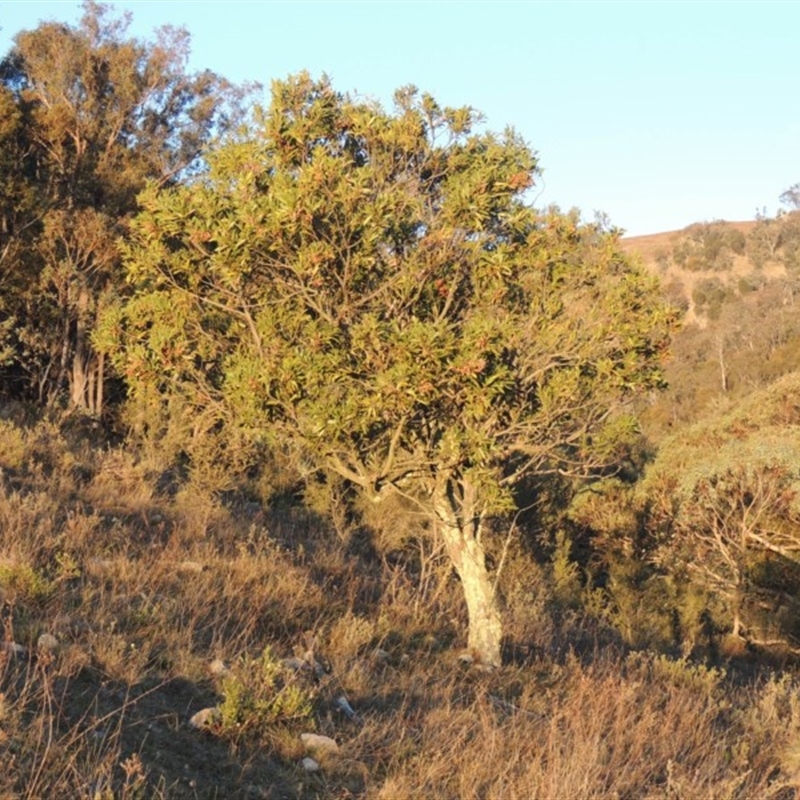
[
  {"left": 0, "top": 1, "right": 245, "bottom": 411},
  {"left": 104, "top": 74, "right": 676, "bottom": 666},
  {"left": 780, "top": 183, "right": 800, "bottom": 211},
  {"left": 641, "top": 373, "right": 800, "bottom": 643},
  {"left": 747, "top": 210, "right": 783, "bottom": 269}
]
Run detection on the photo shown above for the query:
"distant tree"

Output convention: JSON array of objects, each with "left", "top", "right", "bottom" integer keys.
[
  {"left": 780, "top": 183, "right": 800, "bottom": 211},
  {"left": 692, "top": 276, "right": 733, "bottom": 320},
  {"left": 672, "top": 222, "right": 744, "bottom": 272},
  {"left": 104, "top": 74, "right": 676, "bottom": 667},
  {"left": 746, "top": 210, "right": 783, "bottom": 269},
  {"left": 0, "top": 1, "right": 246, "bottom": 411}
]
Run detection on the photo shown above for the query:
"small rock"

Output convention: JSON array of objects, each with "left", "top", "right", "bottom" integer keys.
[
  {"left": 0, "top": 641, "right": 27, "bottom": 657},
  {"left": 300, "top": 732, "right": 339, "bottom": 755},
  {"left": 188, "top": 707, "right": 220, "bottom": 729},
  {"left": 176, "top": 561, "right": 205, "bottom": 574},
  {"left": 281, "top": 656, "right": 307, "bottom": 671},
  {"left": 334, "top": 695, "right": 358, "bottom": 720},
  {"left": 209, "top": 658, "right": 231, "bottom": 678},
  {"left": 301, "top": 757, "right": 320, "bottom": 772},
  {"left": 372, "top": 647, "right": 391, "bottom": 662},
  {"left": 37, "top": 633, "right": 60, "bottom": 653},
  {"left": 457, "top": 650, "right": 475, "bottom": 665}
]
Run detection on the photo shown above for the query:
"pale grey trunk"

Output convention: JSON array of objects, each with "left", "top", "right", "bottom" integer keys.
[
  {"left": 70, "top": 286, "right": 103, "bottom": 415},
  {"left": 435, "top": 481, "right": 502, "bottom": 668},
  {"left": 70, "top": 286, "right": 90, "bottom": 410}
]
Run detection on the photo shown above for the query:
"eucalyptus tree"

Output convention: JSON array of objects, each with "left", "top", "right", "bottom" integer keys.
[
  {"left": 0, "top": 1, "right": 244, "bottom": 411},
  {"left": 105, "top": 73, "right": 676, "bottom": 666}
]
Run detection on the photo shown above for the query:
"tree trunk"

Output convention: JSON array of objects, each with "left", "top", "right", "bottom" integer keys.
[{"left": 434, "top": 481, "right": 502, "bottom": 668}]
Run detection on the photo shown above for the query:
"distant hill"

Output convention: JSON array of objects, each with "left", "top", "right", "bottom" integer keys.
[{"left": 621, "top": 220, "right": 786, "bottom": 326}]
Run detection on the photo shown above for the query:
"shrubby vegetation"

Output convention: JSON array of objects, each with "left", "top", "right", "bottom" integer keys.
[{"left": 2, "top": 3, "right": 800, "bottom": 797}]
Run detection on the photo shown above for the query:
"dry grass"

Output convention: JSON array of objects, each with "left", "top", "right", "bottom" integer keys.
[{"left": 1, "top": 413, "right": 799, "bottom": 798}]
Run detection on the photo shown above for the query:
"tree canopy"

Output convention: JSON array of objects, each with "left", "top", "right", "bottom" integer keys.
[
  {"left": 104, "top": 72, "right": 677, "bottom": 666},
  {"left": 0, "top": 1, "right": 245, "bottom": 411}
]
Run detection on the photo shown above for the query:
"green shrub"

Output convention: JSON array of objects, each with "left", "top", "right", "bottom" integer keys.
[{"left": 216, "top": 646, "right": 316, "bottom": 741}]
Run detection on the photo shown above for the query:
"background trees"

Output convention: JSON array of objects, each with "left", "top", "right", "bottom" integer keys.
[
  {"left": 105, "top": 73, "right": 676, "bottom": 666},
  {"left": 0, "top": 1, "right": 244, "bottom": 412}
]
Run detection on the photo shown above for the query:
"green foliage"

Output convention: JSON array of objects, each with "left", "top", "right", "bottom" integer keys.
[
  {"left": 0, "top": 562, "right": 54, "bottom": 606},
  {"left": 639, "top": 373, "right": 800, "bottom": 643},
  {"left": 747, "top": 214, "right": 783, "bottom": 268},
  {"left": 111, "top": 73, "right": 674, "bottom": 504},
  {"left": 0, "top": 1, "right": 245, "bottom": 412},
  {"left": 217, "top": 647, "right": 315, "bottom": 740},
  {"left": 691, "top": 276, "right": 734, "bottom": 319}
]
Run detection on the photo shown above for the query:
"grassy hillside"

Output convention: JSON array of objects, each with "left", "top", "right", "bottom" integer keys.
[
  {"left": 2, "top": 413, "right": 800, "bottom": 798},
  {"left": 622, "top": 217, "right": 800, "bottom": 439}
]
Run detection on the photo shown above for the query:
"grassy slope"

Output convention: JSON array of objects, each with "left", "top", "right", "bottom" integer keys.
[{"left": 1, "top": 410, "right": 800, "bottom": 799}]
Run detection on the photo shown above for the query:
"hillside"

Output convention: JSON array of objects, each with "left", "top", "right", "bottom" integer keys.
[
  {"left": 620, "top": 216, "right": 800, "bottom": 439},
  {"left": 622, "top": 220, "right": 786, "bottom": 326}
]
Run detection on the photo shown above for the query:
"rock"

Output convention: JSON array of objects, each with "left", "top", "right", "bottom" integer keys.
[
  {"left": 188, "top": 707, "right": 220, "bottom": 729},
  {"left": 301, "top": 757, "right": 320, "bottom": 772},
  {"left": 176, "top": 561, "right": 205, "bottom": 575},
  {"left": 300, "top": 733, "right": 339, "bottom": 755},
  {"left": 209, "top": 658, "right": 231, "bottom": 678},
  {"left": 281, "top": 656, "right": 307, "bottom": 671},
  {"left": 334, "top": 695, "right": 358, "bottom": 721},
  {"left": 372, "top": 647, "right": 391, "bottom": 662},
  {"left": 0, "top": 641, "right": 27, "bottom": 657},
  {"left": 37, "top": 633, "right": 60, "bottom": 653}
]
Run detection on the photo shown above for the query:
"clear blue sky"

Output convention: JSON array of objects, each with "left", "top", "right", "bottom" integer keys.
[{"left": 2, "top": 1, "right": 798, "bottom": 236}]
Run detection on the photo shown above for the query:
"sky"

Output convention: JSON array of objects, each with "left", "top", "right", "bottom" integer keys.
[{"left": 1, "top": 1, "right": 798, "bottom": 237}]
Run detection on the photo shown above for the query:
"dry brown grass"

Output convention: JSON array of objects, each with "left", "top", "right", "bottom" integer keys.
[{"left": 1, "top": 412, "right": 799, "bottom": 798}]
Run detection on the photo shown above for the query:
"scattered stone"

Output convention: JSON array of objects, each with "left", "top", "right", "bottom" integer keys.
[
  {"left": 176, "top": 561, "right": 205, "bottom": 575},
  {"left": 301, "top": 757, "right": 320, "bottom": 772},
  {"left": 37, "top": 633, "right": 60, "bottom": 653},
  {"left": 281, "top": 656, "right": 307, "bottom": 671},
  {"left": 334, "top": 695, "right": 358, "bottom": 721},
  {"left": 300, "top": 733, "right": 339, "bottom": 755},
  {"left": 209, "top": 658, "right": 231, "bottom": 678},
  {"left": 372, "top": 647, "right": 391, "bottom": 662},
  {"left": 188, "top": 707, "right": 221, "bottom": 729},
  {"left": 0, "top": 641, "right": 27, "bottom": 657},
  {"left": 457, "top": 650, "right": 475, "bottom": 665}
]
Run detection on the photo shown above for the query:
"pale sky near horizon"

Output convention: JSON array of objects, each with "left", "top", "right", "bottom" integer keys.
[{"left": 1, "top": 1, "right": 798, "bottom": 237}]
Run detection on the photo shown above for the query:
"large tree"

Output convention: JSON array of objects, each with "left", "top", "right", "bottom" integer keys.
[
  {"left": 0, "top": 1, "right": 244, "bottom": 411},
  {"left": 104, "top": 73, "right": 676, "bottom": 666}
]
